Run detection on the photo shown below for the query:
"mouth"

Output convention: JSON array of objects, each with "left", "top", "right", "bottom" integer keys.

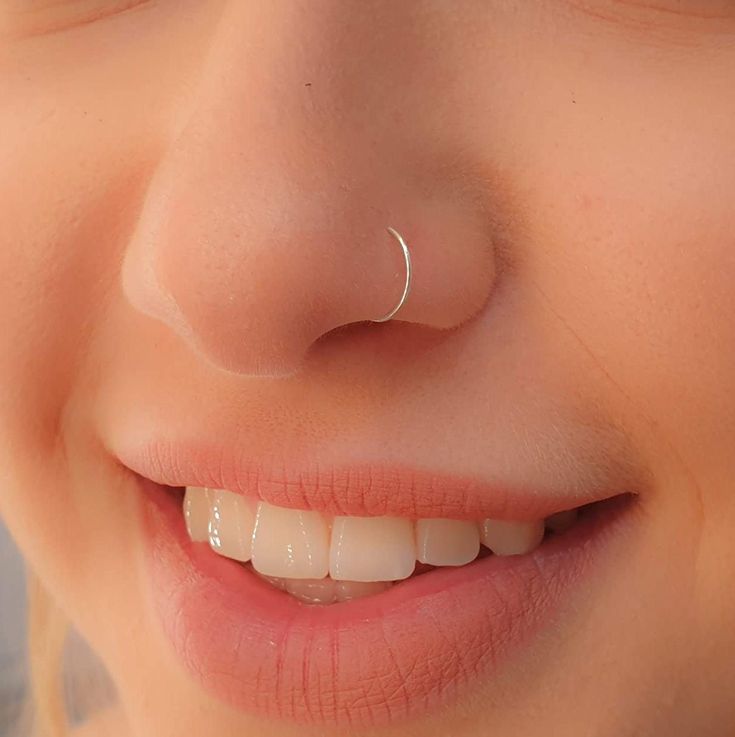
[
  {"left": 184, "top": 485, "right": 585, "bottom": 603},
  {"left": 124, "top": 448, "right": 637, "bottom": 728}
]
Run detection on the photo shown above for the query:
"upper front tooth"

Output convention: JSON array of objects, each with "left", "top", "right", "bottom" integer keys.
[
  {"left": 329, "top": 516, "right": 416, "bottom": 582},
  {"left": 416, "top": 518, "right": 480, "bottom": 566},
  {"left": 479, "top": 518, "right": 545, "bottom": 556},
  {"left": 208, "top": 489, "right": 255, "bottom": 562},
  {"left": 183, "top": 487, "right": 212, "bottom": 542},
  {"left": 187, "top": 486, "right": 552, "bottom": 583},
  {"left": 251, "top": 502, "right": 330, "bottom": 579}
]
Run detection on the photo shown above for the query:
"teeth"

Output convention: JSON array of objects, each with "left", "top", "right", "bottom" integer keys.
[
  {"left": 545, "top": 509, "right": 579, "bottom": 533},
  {"left": 256, "top": 573, "right": 288, "bottom": 591},
  {"left": 184, "top": 488, "right": 581, "bottom": 601},
  {"left": 251, "top": 502, "right": 330, "bottom": 579},
  {"left": 416, "top": 518, "right": 480, "bottom": 566},
  {"left": 259, "top": 576, "right": 393, "bottom": 604},
  {"left": 335, "top": 580, "right": 392, "bottom": 601},
  {"left": 479, "top": 519, "right": 545, "bottom": 556},
  {"left": 285, "top": 577, "right": 338, "bottom": 605},
  {"left": 330, "top": 516, "right": 416, "bottom": 582},
  {"left": 208, "top": 489, "right": 255, "bottom": 562},
  {"left": 183, "top": 487, "right": 212, "bottom": 542}
]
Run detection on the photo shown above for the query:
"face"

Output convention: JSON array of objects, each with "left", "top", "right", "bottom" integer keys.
[{"left": 2, "top": 1, "right": 735, "bottom": 735}]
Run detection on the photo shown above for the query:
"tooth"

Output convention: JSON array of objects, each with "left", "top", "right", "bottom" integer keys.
[
  {"left": 251, "top": 502, "right": 330, "bottom": 579},
  {"left": 416, "top": 518, "right": 480, "bottom": 566},
  {"left": 259, "top": 575, "right": 391, "bottom": 604},
  {"left": 183, "top": 487, "right": 212, "bottom": 542},
  {"left": 255, "top": 572, "right": 288, "bottom": 591},
  {"left": 264, "top": 577, "right": 392, "bottom": 604},
  {"left": 479, "top": 519, "right": 545, "bottom": 556},
  {"left": 285, "top": 578, "right": 337, "bottom": 605},
  {"left": 330, "top": 516, "right": 416, "bottom": 582},
  {"left": 546, "top": 509, "right": 578, "bottom": 533},
  {"left": 335, "top": 580, "right": 392, "bottom": 602},
  {"left": 207, "top": 489, "right": 255, "bottom": 562}
]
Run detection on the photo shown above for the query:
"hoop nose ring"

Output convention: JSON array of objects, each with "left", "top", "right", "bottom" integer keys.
[{"left": 371, "top": 226, "right": 412, "bottom": 323}]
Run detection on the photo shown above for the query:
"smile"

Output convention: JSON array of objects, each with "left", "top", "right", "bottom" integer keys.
[
  {"left": 121, "top": 446, "right": 637, "bottom": 728},
  {"left": 184, "top": 486, "right": 578, "bottom": 603}
]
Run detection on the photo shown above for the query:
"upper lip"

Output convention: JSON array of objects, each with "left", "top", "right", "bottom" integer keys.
[{"left": 116, "top": 438, "right": 627, "bottom": 520}]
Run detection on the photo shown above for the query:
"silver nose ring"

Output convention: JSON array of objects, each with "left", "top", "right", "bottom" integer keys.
[{"left": 371, "top": 226, "right": 412, "bottom": 323}]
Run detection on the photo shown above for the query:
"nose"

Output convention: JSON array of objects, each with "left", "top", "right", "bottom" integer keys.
[{"left": 123, "top": 2, "right": 500, "bottom": 377}]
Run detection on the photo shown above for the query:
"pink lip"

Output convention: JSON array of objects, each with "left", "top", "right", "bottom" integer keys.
[
  {"left": 122, "top": 440, "right": 621, "bottom": 520},
  {"left": 137, "top": 474, "right": 632, "bottom": 728}
]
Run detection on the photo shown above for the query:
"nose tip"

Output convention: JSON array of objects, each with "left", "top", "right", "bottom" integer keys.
[
  {"left": 120, "top": 2, "right": 501, "bottom": 377},
  {"left": 122, "top": 160, "right": 497, "bottom": 376}
]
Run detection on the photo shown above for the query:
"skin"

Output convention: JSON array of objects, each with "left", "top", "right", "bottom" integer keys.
[{"left": 1, "top": 0, "right": 735, "bottom": 735}]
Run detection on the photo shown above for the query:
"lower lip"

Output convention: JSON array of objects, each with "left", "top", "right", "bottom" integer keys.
[{"left": 139, "top": 477, "right": 631, "bottom": 728}]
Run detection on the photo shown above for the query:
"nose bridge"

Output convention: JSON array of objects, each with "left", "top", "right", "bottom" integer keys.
[{"left": 122, "top": 2, "right": 500, "bottom": 376}]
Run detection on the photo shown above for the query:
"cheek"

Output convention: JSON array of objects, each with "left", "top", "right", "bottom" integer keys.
[
  {"left": 0, "top": 4, "right": 203, "bottom": 524},
  {"left": 0, "top": 47, "right": 160, "bottom": 611},
  {"left": 499, "top": 33, "right": 735, "bottom": 495},
  {"left": 531, "top": 175, "right": 735, "bottom": 510},
  {"left": 536, "top": 177, "right": 735, "bottom": 441}
]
